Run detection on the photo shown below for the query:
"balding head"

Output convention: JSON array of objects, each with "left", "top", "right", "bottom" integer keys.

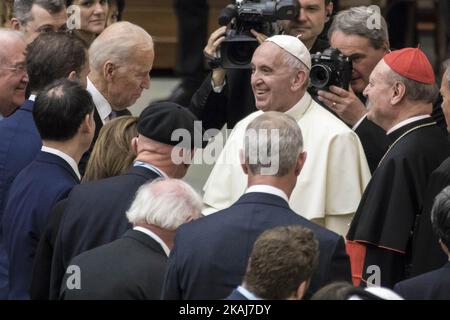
[
  {"left": 89, "top": 21, "right": 154, "bottom": 72},
  {"left": 0, "top": 28, "right": 28, "bottom": 116},
  {"left": 88, "top": 22, "right": 154, "bottom": 110}
]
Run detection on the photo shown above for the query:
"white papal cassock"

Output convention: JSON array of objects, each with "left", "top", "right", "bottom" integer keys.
[{"left": 202, "top": 92, "right": 372, "bottom": 235}]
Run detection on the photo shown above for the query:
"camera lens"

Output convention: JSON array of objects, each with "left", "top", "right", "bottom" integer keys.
[
  {"left": 310, "top": 64, "right": 332, "bottom": 89},
  {"left": 227, "top": 41, "right": 259, "bottom": 66}
]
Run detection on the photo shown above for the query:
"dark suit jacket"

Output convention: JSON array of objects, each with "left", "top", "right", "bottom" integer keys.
[
  {"left": 2, "top": 151, "right": 79, "bottom": 299},
  {"left": 225, "top": 289, "right": 249, "bottom": 300},
  {"left": 78, "top": 108, "right": 131, "bottom": 176},
  {"left": 0, "top": 100, "right": 41, "bottom": 298},
  {"left": 394, "top": 261, "right": 450, "bottom": 300},
  {"left": 161, "top": 192, "right": 351, "bottom": 300},
  {"left": 30, "top": 199, "right": 68, "bottom": 300},
  {"left": 60, "top": 229, "right": 168, "bottom": 300},
  {"left": 49, "top": 165, "right": 160, "bottom": 299}
]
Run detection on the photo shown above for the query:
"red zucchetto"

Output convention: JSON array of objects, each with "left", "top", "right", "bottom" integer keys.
[{"left": 383, "top": 47, "right": 435, "bottom": 84}]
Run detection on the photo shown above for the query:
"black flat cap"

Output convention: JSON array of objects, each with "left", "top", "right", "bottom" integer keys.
[{"left": 138, "top": 101, "right": 206, "bottom": 148}]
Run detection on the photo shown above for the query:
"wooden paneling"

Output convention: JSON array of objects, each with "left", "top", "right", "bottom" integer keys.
[{"left": 123, "top": 0, "right": 229, "bottom": 69}]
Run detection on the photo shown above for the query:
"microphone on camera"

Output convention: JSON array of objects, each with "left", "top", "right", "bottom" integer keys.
[{"left": 218, "top": 4, "right": 237, "bottom": 26}]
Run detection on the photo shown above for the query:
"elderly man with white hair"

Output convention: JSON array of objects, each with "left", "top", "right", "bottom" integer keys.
[
  {"left": 59, "top": 178, "right": 202, "bottom": 300},
  {"left": 202, "top": 35, "right": 371, "bottom": 235},
  {"left": 0, "top": 28, "right": 28, "bottom": 118},
  {"left": 80, "top": 21, "right": 154, "bottom": 174}
]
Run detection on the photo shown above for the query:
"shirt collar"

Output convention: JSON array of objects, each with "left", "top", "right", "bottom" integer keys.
[
  {"left": 387, "top": 115, "right": 431, "bottom": 135},
  {"left": 236, "top": 286, "right": 261, "bottom": 300},
  {"left": 285, "top": 92, "right": 313, "bottom": 120},
  {"left": 87, "top": 77, "right": 112, "bottom": 125},
  {"left": 28, "top": 94, "right": 36, "bottom": 101},
  {"left": 245, "top": 184, "right": 289, "bottom": 203},
  {"left": 133, "top": 161, "right": 168, "bottom": 178},
  {"left": 41, "top": 146, "right": 81, "bottom": 180},
  {"left": 133, "top": 226, "right": 171, "bottom": 257}
]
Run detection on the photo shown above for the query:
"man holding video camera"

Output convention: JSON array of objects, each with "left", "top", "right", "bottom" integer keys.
[
  {"left": 188, "top": 0, "right": 334, "bottom": 131},
  {"left": 317, "top": 6, "right": 445, "bottom": 173}
]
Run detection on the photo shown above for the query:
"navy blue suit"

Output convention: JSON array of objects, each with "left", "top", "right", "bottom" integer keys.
[
  {"left": 49, "top": 165, "right": 160, "bottom": 299},
  {"left": 0, "top": 100, "right": 41, "bottom": 299},
  {"left": 2, "top": 151, "right": 79, "bottom": 299},
  {"left": 394, "top": 261, "right": 450, "bottom": 300},
  {"left": 161, "top": 192, "right": 351, "bottom": 300}
]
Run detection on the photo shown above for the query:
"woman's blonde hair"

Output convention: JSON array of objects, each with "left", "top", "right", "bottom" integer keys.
[{"left": 83, "top": 115, "right": 138, "bottom": 182}]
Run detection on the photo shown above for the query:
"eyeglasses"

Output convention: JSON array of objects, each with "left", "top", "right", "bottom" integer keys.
[{"left": 0, "top": 65, "right": 27, "bottom": 75}]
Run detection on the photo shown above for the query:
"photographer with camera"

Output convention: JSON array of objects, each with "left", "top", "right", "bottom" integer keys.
[
  {"left": 188, "top": 0, "right": 334, "bottom": 131},
  {"left": 315, "top": 6, "right": 445, "bottom": 173}
]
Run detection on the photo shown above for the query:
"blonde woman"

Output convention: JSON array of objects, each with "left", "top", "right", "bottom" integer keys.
[{"left": 83, "top": 115, "right": 137, "bottom": 182}]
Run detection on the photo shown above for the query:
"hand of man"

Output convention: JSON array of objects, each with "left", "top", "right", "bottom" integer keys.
[
  {"left": 204, "top": 26, "right": 228, "bottom": 87},
  {"left": 250, "top": 29, "right": 268, "bottom": 44},
  {"left": 317, "top": 86, "right": 367, "bottom": 126}
]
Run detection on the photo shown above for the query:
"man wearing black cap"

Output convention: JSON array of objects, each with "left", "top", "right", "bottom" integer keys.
[{"left": 47, "top": 102, "right": 202, "bottom": 299}]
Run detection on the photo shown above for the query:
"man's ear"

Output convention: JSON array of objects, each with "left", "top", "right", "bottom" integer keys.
[
  {"left": 67, "top": 70, "right": 78, "bottom": 82},
  {"left": 294, "top": 151, "right": 307, "bottom": 176},
  {"left": 10, "top": 18, "right": 22, "bottom": 31},
  {"left": 295, "top": 281, "right": 308, "bottom": 300},
  {"left": 325, "top": 2, "right": 334, "bottom": 22},
  {"left": 292, "top": 70, "right": 307, "bottom": 91},
  {"left": 103, "top": 61, "right": 116, "bottom": 80},
  {"left": 81, "top": 113, "right": 95, "bottom": 134},
  {"left": 391, "top": 81, "right": 406, "bottom": 105},
  {"left": 131, "top": 136, "right": 138, "bottom": 155},
  {"left": 239, "top": 149, "right": 249, "bottom": 175}
]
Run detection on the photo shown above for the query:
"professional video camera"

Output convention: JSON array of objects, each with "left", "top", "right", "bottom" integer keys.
[
  {"left": 218, "top": 0, "right": 299, "bottom": 69},
  {"left": 310, "top": 48, "right": 352, "bottom": 92}
]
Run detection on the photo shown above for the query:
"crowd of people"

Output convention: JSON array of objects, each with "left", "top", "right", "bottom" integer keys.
[{"left": 0, "top": 0, "right": 449, "bottom": 301}]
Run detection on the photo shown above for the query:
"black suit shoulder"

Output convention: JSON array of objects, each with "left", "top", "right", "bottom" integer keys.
[{"left": 61, "top": 230, "right": 167, "bottom": 300}]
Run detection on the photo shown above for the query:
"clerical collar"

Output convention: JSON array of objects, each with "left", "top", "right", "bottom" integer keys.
[
  {"left": 41, "top": 146, "right": 81, "bottom": 180},
  {"left": 387, "top": 115, "right": 431, "bottom": 135},
  {"left": 87, "top": 77, "right": 112, "bottom": 125},
  {"left": 285, "top": 92, "right": 313, "bottom": 121},
  {"left": 133, "top": 160, "right": 168, "bottom": 178},
  {"left": 133, "top": 226, "right": 170, "bottom": 257},
  {"left": 245, "top": 185, "right": 289, "bottom": 203},
  {"left": 236, "top": 285, "right": 261, "bottom": 300}
]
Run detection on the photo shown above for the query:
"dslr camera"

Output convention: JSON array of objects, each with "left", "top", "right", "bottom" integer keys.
[
  {"left": 218, "top": 0, "right": 298, "bottom": 69},
  {"left": 310, "top": 48, "right": 352, "bottom": 92}
]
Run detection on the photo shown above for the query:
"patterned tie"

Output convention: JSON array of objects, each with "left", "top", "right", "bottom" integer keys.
[{"left": 109, "top": 110, "right": 117, "bottom": 121}]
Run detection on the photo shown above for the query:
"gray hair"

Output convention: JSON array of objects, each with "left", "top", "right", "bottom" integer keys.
[
  {"left": 443, "top": 59, "right": 450, "bottom": 90},
  {"left": 431, "top": 185, "right": 450, "bottom": 249},
  {"left": 13, "top": 0, "right": 66, "bottom": 26},
  {"left": 328, "top": 6, "right": 389, "bottom": 50},
  {"left": 89, "top": 21, "right": 154, "bottom": 71},
  {"left": 126, "top": 178, "right": 203, "bottom": 231},
  {"left": 279, "top": 49, "right": 310, "bottom": 88},
  {"left": 387, "top": 69, "right": 438, "bottom": 104},
  {"left": 0, "top": 28, "right": 25, "bottom": 65},
  {"left": 244, "top": 111, "right": 303, "bottom": 177}
]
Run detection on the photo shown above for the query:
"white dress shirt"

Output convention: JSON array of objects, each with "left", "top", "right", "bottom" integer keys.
[
  {"left": 245, "top": 185, "right": 289, "bottom": 203},
  {"left": 87, "top": 77, "right": 113, "bottom": 125}
]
